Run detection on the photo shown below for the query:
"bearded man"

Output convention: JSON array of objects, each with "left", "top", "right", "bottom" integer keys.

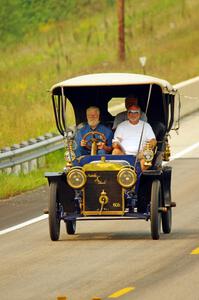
[{"left": 75, "top": 106, "right": 113, "bottom": 157}]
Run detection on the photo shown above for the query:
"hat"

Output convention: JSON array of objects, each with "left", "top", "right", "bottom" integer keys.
[{"left": 127, "top": 104, "right": 140, "bottom": 112}]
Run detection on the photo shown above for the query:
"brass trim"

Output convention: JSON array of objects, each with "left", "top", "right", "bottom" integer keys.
[
  {"left": 122, "top": 188, "right": 125, "bottom": 211},
  {"left": 83, "top": 162, "right": 123, "bottom": 172},
  {"left": 82, "top": 187, "right": 125, "bottom": 216},
  {"left": 82, "top": 211, "right": 124, "bottom": 216},
  {"left": 82, "top": 188, "right": 86, "bottom": 212},
  {"left": 163, "top": 141, "right": 171, "bottom": 161},
  {"left": 99, "top": 190, "right": 109, "bottom": 205},
  {"left": 143, "top": 142, "right": 154, "bottom": 167}
]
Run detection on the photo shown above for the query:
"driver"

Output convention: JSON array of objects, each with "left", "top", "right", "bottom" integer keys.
[{"left": 75, "top": 106, "right": 113, "bottom": 157}]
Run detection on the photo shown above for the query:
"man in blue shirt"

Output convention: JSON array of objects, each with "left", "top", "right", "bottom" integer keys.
[{"left": 75, "top": 106, "right": 113, "bottom": 157}]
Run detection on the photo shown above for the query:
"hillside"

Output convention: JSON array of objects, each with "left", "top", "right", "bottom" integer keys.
[{"left": 0, "top": 0, "right": 199, "bottom": 148}]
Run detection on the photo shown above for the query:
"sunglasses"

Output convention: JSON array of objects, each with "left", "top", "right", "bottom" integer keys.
[{"left": 127, "top": 110, "right": 140, "bottom": 114}]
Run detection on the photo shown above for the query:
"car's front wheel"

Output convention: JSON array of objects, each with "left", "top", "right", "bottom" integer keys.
[
  {"left": 49, "top": 182, "right": 61, "bottom": 241},
  {"left": 150, "top": 180, "right": 162, "bottom": 240}
]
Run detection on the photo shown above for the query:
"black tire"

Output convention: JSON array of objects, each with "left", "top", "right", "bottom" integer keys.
[
  {"left": 49, "top": 182, "right": 61, "bottom": 241},
  {"left": 66, "top": 220, "right": 76, "bottom": 235},
  {"left": 150, "top": 180, "right": 162, "bottom": 240},
  {"left": 162, "top": 208, "right": 172, "bottom": 234}
]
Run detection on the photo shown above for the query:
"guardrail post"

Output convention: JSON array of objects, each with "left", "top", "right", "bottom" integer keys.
[
  {"left": 1, "top": 147, "right": 12, "bottom": 174},
  {"left": 20, "top": 141, "right": 29, "bottom": 174},
  {"left": 36, "top": 136, "right": 46, "bottom": 168},
  {"left": 28, "top": 138, "right": 38, "bottom": 172},
  {"left": 11, "top": 144, "right": 21, "bottom": 175}
]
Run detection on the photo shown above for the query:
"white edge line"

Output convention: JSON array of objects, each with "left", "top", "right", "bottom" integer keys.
[
  {"left": 0, "top": 214, "right": 48, "bottom": 235},
  {"left": 1, "top": 141, "right": 199, "bottom": 236},
  {"left": 169, "top": 141, "right": 199, "bottom": 161}
]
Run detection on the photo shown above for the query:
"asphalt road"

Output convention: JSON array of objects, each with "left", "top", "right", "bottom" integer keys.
[{"left": 0, "top": 113, "right": 199, "bottom": 300}]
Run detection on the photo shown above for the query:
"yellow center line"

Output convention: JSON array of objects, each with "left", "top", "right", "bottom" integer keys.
[
  {"left": 191, "top": 247, "right": 199, "bottom": 255},
  {"left": 108, "top": 287, "right": 135, "bottom": 298}
]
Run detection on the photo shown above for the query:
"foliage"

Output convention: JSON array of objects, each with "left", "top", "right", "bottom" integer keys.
[
  {"left": 0, "top": 0, "right": 115, "bottom": 47},
  {"left": 0, "top": 0, "right": 75, "bottom": 46}
]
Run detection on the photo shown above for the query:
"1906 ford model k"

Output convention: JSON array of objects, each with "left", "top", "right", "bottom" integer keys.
[{"left": 45, "top": 73, "right": 178, "bottom": 240}]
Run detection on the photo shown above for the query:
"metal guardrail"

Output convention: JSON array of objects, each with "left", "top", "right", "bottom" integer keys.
[{"left": 0, "top": 133, "right": 64, "bottom": 174}]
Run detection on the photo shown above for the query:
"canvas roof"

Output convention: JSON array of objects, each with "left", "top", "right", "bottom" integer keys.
[{"left": 51, "top": 73, "right": 176, "bottom": 94}]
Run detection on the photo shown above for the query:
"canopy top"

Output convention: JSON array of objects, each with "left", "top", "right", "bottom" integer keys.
[{"left": 51, "top": 73, "right": 176, "bottom": 95}]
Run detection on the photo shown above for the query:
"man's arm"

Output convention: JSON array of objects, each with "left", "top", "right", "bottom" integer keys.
[
  {"left": 98, "top": 127, "right": 113, "bottom": 153},
  {"left": 145, "top": 123, "right": 157, "bottom": 149},
  {"left": 148, "top": 138, "right": 157, "bottom": 149},
  {"left": 112, "top": 124, "right": 126, "bottom": 153},
  {"left": 74, "top": 129, "right": 84, "bottom": 157},
  {"left": 97, "top": 142, "right": 112, "bottom": 153}
]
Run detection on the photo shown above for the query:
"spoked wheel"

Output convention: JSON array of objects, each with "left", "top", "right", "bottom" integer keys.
[
  {"left": 150, "top": 180, "right": 162, "bottom": 240},
  {"left": 162, "top": 207, "right": 172, "bottom": 234},
  {"left": 49, "top": 182, "right": 61, "bottom": 241},
  {"left": 66, "top": 220, "right": 76, "bottom": 235}
]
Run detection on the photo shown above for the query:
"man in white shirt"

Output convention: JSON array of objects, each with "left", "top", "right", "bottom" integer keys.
[
  {"left": 112, "top": 95, "right": 147, "bottom": 130},
  {"left": 112, "top": 104, "right": 157, "bottom": 170}
]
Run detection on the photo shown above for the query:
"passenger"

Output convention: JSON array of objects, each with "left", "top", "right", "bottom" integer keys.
[
  {"left": 112, "top": 104, "right": 157, "bottom": 170},
  {"left": 112, "top": 95, "right": 147, "bottom": 130},
  {"left": 75, "top": 106, "right": 113, "bottom": 157}
]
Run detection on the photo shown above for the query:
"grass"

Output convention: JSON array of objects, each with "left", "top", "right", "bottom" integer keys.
[{"left": 0, "top": 0, "right": 199, "bottom": 198}]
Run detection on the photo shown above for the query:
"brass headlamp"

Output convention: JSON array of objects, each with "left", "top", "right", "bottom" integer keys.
[
  {"left": 67, "top": 167, "right": 87, "bottom": 189},
  {"left": 117, "top": 166, "right": 137, "bottom": 188},
  {"left": 64, "top": 130, "right": 77, "bottom": 167},
  {"left": 143, "top": 142, "right": 154, "bottom": 167},
  {"left": 163, "top": 141, "right": 171, "bottom": 161}
]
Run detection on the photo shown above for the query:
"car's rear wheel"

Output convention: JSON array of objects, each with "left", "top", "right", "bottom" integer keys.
[
  {"left": 150, "top": 180, "right": 162, "bottom": 240},
  {"left": 162, "top": 207, "right": 172, "bottom": 233},
  {"left": 66, "top": 220, "right": 76, "bottom": 235},
  {"left": 49, "top": 182, "right": 61, "bottom": 241}
]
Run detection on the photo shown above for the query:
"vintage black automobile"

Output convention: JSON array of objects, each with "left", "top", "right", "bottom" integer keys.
[{"left": 45, "top": 73, "right": 178, "bottom": 241}]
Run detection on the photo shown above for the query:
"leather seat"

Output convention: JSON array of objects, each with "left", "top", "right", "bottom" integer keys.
[{"left": 149, "top": 121, "right": 166, "bottom": 151}]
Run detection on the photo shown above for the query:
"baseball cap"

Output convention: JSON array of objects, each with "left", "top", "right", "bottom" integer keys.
[{"left": 127, "top": 105, "right": 140, "bottom": 113}]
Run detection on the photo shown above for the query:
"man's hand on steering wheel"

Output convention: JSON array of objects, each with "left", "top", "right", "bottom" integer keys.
[
  {"left": 97, "top": 141, "right": 105, "bottom": 150},
  {"left": 80, "top": 139, "right": 87, "bottom": 147},
  {"left": 81, "top": 131, "right": 106, "bottom": 150}
]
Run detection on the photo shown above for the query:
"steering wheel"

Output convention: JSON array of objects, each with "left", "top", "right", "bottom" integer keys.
[{"left": 82, "top": 131, "right": 106, "bottom": 150}]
